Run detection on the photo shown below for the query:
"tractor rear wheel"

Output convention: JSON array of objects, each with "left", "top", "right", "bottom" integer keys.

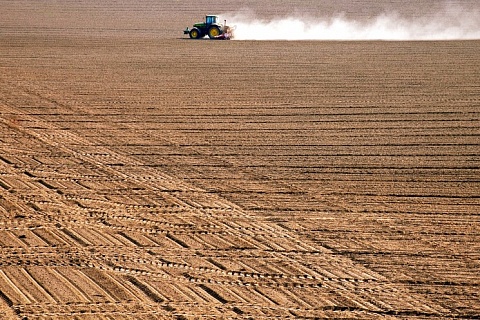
[
  {"left": 208, "top": 26, "right": 221, "bottom": 39},
  {"left": 189, "top": 28, "right": 201, "bottom": 39}
]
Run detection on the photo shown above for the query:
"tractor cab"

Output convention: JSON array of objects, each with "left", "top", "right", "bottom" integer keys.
[{"left": 205, "top": 15, "right": 218, "bottom": 25}]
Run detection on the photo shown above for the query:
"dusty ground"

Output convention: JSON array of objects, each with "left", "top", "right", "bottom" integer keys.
[{"left": 1, "top": 1, "right": 479, "bottom": 319}]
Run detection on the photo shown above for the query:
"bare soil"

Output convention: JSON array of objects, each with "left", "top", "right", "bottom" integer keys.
[{"left": 0, "top": 1, "right": 479, "bottom": 319}]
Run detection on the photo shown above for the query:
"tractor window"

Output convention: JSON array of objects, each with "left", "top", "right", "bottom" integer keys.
[{"left": 206, "top": 16, "right": 217, "bottom": 24}]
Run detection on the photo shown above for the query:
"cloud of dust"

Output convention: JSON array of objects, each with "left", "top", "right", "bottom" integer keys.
[{"left": 224, "top": 7, "right": 480, "bottom": 40}]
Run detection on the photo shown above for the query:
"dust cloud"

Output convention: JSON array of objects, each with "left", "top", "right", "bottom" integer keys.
[{"left": 225, "top": 7, "right": 480, "bottom": 40}]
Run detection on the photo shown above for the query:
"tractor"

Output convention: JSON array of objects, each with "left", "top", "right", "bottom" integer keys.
[{"left": 184, "top": 15, "right": 234, "bottom": 40}]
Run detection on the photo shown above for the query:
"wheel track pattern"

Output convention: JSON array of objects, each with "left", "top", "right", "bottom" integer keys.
[
  {"left": 1, "top": 103, "right": 404, "bottom": 318},
  {"left": 0, "top": 99, "right": 455, "bottom": 319}
]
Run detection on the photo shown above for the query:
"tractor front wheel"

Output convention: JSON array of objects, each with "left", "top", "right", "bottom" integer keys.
[
  {"left": 189, "top": 28, "right": 201, "bottom": 39},
  {"left": 208, "top": 26, "right": 221, "bottom": 39}
]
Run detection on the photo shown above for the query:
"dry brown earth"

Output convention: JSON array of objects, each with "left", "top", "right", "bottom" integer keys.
[{"left": 1, "top": 1, "right": 479, "bottom": 319}]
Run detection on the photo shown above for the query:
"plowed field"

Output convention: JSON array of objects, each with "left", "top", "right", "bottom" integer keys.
[{"left": 1, "top": 1, "right": 479, "bottom": 319}]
